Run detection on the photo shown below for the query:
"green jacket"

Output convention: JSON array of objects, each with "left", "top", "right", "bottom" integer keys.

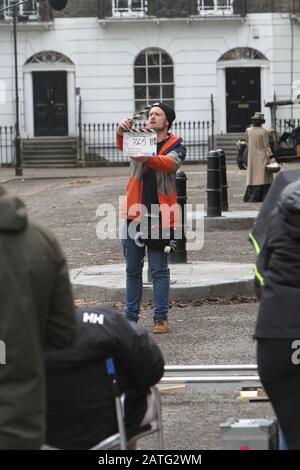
[{"left": 0, "top": 187, "right": 78, "bottom": 449}]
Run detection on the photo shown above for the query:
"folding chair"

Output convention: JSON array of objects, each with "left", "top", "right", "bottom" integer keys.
[{"left": 90, "top": 357, "right": 165, "bottom": 450}]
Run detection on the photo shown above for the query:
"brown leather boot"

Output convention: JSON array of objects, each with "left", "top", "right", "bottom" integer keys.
[{"left": 153, "top": 319, "right": 169, "bottom": 334}]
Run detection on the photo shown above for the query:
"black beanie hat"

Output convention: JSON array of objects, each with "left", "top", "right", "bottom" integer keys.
[{"left": 150, "top": 102, "right": 176, "bottom": 129}]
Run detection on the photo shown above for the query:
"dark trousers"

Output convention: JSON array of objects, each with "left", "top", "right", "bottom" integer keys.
[{"left": 257, "top": 338, "right": 300, "bottom": 449}]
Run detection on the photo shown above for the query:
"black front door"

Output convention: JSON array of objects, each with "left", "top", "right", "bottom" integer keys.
[
  {"left": 226, "top": 67, "right": 261, "bottom": 133},
  {"left": 33, "top": 71, "right": 68, "bottom": 136}
]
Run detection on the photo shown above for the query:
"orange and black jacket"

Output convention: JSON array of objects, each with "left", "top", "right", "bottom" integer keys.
[{"left": 116, "top": 132, "right": 186, "bottom": 228}]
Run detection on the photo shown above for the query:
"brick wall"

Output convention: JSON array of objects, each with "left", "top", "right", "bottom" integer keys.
[
  {"left": 246, "top": 0, "right": 300, "bottom": 13},
  {"left": 148, "top": 0, "right": 198, "bottom": 17},
  {"left": 52, "top": 0, "right": 99, "bottom": 18},
  {"left": 40, "top": 2, "right": 53, "bottom": 21}
]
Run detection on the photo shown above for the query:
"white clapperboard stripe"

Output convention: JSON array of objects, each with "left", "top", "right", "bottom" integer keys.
[{"left": 130, "top": 105, "right": 156, "bottom": 133}]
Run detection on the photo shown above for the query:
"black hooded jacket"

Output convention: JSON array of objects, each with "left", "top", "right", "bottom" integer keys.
[
  {"left": 45, "top": 305, "right": 165, "bottom": 449},
  {"left": 255, "top": 180, "right": 300, "bottom": 338}
]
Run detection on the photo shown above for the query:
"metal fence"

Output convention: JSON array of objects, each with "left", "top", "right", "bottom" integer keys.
[
  {"left": 79, "top": 121, "right": 213, "bottom": 164},
  {"left": 0, "top": 126, "right": 14, "bottom": 166}
]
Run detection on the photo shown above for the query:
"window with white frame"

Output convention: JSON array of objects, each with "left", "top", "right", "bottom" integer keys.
[
  {"left": 134, "top": 48, "right": 174, "bottom": 112},
  {"left": 197, "top": 0, "right": 233, "bottom": 15},
  {"left": 4, "top": 0, "right": 39, "bottom": 20},
  {"left": 112, "top": 0, "right": 147, "bottom": 17}
]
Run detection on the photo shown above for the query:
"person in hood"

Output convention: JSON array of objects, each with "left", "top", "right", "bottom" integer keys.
[
  {"left": 0, "top": 186, "right": 78, "bottom": 450},
  {"left": 44, "top": 304, "right": 164, "bottom": 449},
  {"left": 254, "top": 179, "right": 300, "bottom": 449},
  {"left": 116, "top": 103, "right": 186, "bottom": 334}
]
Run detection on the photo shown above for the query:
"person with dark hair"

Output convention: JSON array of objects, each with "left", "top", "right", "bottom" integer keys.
[
  {"left": 0, "top": 185, "right": 77, "bottom": 450},
  {"left": 254, "top": 179, "right": 300, "bottom": 449},
  {"left": 116, "top": 103, "right": 186, "bottom": 334},
  {"left": 45, "top": 305, "right": 164, "bottom": 449},
  {"left": 243, "top": 112, "right": 274, "bottom": 202}
]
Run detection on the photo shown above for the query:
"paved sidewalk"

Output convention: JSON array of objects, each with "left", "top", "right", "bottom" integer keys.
[
  {"left": 71, "top": 261, "right": 254, "bottom": 302},
  {"left": 189, "top": 210, "right": 258, "bottom": 230},
  {"left": 0, "top": 165, "right": 131, "bottom": 183},
  {"left": 0, "top": 168, "right": 17, "bottom": 184}
]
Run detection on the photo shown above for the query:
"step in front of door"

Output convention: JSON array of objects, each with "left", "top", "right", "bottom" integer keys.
[{"left": 23, "top": 160, "right": 77, "bottom": 168}]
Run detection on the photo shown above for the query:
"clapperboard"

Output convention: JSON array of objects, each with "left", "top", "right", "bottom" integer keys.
[
  {"left": 123, "top": 132, "right": 157, "bottom": 157},
  {"left": 123, "top": 106, "right": 157, "bottom": 158}
]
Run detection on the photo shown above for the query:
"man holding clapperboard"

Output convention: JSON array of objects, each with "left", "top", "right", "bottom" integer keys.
[{"left": 116, "top": 103, "right": 186, "bottom": 334}]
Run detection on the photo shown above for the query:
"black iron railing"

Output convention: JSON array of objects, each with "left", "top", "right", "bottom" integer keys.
[
  {"left": 78, "top": 120, "right": 213, "bottom": 163},
  {"left": 3, "top": 0, "right": 39, "bottom": 19},
  {"left": 78, "top": 95, "right": 83, "bottom": 160},
  {"left": 0, "top": 126, "right": 14, "bottom": 166},
  {"left": 0, "top": 0, "right": 53, "bottom": 21},
  {"left": 98, "top": 0, "right": 249, "bottom": 19}
]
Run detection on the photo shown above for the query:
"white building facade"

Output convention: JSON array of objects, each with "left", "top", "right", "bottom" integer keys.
[{"left": 0, "top": 0, "right": 299, "bottom": 162}]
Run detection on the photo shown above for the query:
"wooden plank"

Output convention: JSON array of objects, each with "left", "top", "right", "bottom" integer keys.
[
  {"left": 237, "top": 387, "right": 269, "bottom": 402},
  {"left": 158, "top": 384, "right": 187, "bottom": 394}
]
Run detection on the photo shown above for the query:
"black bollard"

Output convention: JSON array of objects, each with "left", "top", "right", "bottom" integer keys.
[
  {"left": 206, "top": 150, "right": 221, "bottom": 217},
  {"left": 169, "top": 169, "right": 187, "bottom": 264},
  {"left": 216, "top": 148, "right": 229, "bottom": 212}
]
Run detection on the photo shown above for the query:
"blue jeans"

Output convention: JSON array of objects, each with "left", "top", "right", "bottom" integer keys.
[{"left": 122, "top": 222, "right": 170, "bottom": 323}]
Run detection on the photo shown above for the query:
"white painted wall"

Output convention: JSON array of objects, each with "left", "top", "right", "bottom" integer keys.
[
  {"left": 271, "top": 14, "right": 300, "bottom": 121},
  {"left": 0, "top": 13, "right": 299, "bottom": 143}
]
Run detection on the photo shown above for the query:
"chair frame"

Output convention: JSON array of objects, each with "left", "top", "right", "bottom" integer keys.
[{"left": 90, "top": 358, "right": 165, "bottom": 450}]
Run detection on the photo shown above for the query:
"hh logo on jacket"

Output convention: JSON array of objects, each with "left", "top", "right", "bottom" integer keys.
[{"left": 83, "top": 312, "right": 104, "bottom": 325}]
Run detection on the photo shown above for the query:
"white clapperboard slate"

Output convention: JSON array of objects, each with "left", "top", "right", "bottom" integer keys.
[{"left": 123, "top": 132, "right": 157, "bottom": 158}]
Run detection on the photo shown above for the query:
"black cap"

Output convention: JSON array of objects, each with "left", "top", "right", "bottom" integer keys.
[{"left": 150, "top": 102, "right": 176, "bottom": 129}]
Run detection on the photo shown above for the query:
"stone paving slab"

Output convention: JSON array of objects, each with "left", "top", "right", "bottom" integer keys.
[
  {"left": 188, "top": 210, "right": 258, "bottom": 231},
  {"left": 0, "top": 166, "right": 130, "bottom": 183},
  {"left": 70, "top": 261, "right": 255, "bottom": 302}
]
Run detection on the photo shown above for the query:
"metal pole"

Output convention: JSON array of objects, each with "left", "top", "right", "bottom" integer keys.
[
  {"left": 164, "top": 364, "right": 257, "bottom": 372},
  {"left": 0, "top": 1, "right": 47, "bottom": 176},
  {"left": 169, "top": 169, "right": 187, "bottom": 264},
  {"left": 78, "top": 95, "right": 82, "bottom": 160},
  {"left": 105, "top": 357, "right": 127, "bottom": 450},
  {"left": 12, "top": 4, "right": 23, "bottom": 176},
  {"left": 206, "top": 150, "right": 221, "bottom": 217},
  {"left": 153, "top": 386, "right": 165, "bottom": 450},
  {"left": 162, "top": 364, "right": 260, "bottom": 384},
  {"left": 160, "top": 376, "right": 260, "bottom": 384},
  {"left": 210, "top": 93, "right": 215, "bottom": 149}
]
